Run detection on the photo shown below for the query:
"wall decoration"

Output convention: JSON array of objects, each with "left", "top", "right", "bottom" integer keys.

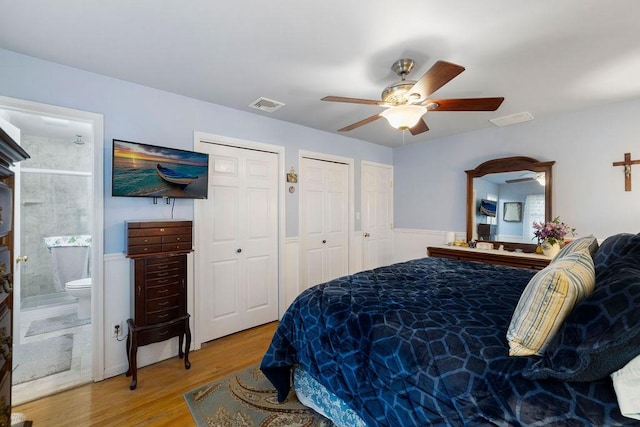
[
  {"left": 612, "top": 152, "right": 640, "bottom": 191},
  {"left": 503, "top": 202, "right": 522, "bottom": 222},
  {"left": 286, "top": 167, "right": 297, "bottom": 183}
]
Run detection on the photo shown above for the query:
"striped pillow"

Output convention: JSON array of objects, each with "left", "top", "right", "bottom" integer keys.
[
  {"left": 553, "top": 235, "right": 599, "bottom": 262},
  {"left": 507, "top": 249, "right": 595, "bottom": 356}
]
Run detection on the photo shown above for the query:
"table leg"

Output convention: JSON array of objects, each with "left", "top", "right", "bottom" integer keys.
[
  {"left": 184, "top": 318, "right": 191, "bottom": 370},
  {"left": 126, "top": 319, "right": 138, "bottom": 390}
]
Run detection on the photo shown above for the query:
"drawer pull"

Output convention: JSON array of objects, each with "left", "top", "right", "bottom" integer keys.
[
  {"left": 157, "top": 289, "right": 169, "bottom": 294},
  {"left": 159, "top": 330, "right": 169, "bottom": 336},
  {"left": 157, "top": 279, "right": 169, "bottom": 284},
  {"left": 158, "top": 301, "right": 169, "bottom": 306},
  {"left": 160, "top": 228, "right": 165, "bottom": 232},
  {"left": 176, "top": 237, "right": 181, "bottom": 241},
  {"left": 156, "top": 272, "right": 169, "bottom": 277},
  {"left": 158, "top": 313, "right": 169, "bottom": 319}
]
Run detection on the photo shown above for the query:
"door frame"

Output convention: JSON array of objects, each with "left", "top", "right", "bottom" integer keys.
[
  {"left": 193, "top": 131, "right": 285, "bottom": 350},
  {"left": 0, "top": 95, "right": 105, "bottom": 381},
  {"left": 298, "top": 150, "right": 355, "bottom": 276}
]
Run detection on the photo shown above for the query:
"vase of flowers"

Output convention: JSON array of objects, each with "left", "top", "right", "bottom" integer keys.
[{"left": 532, "top": 216, "right": 575, "bottom": 258}]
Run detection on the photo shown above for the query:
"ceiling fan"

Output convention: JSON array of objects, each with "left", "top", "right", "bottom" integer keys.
[
  {"left": 506, "top": 172, "right": 546, "bottom": 185},
  {"left": 322, "top": 59, "right": 504, "bottom": 135}
]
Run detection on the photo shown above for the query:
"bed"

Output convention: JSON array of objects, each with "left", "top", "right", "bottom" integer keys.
[{"left": 261, "top": 234, "right": 640, "bottom": 426}]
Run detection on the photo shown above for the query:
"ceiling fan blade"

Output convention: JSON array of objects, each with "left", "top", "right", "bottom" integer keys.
[
  {"left": 409, "top": 118, "right": 429, "bottom": 135},
  {"left": 322, "top": 96, "right": 387, "bottom": 106},
  {"left": 409, "top": 60, "right": 465, "bottom": 100},
  {"left": 337, "top": 113, "right": 383, "bottom": 132},
  {"left": 425, "top": 97, "right": 505, "bottom": 111},
  {"left": 505, "top": 177, "right": 534, "bottom": 184}
]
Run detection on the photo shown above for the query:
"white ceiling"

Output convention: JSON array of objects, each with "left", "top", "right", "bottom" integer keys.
[{"left": 1, "top": 1, "right": 640, "bottom": 148}]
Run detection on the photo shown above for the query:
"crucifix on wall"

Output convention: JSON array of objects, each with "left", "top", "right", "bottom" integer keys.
[{"left": 613, "top": 152, "right": 640, "bottom": 191}]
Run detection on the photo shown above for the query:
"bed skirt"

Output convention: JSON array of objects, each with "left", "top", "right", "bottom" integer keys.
[{"left": 293, "top": 365, "right": 366, "bottom": 427}]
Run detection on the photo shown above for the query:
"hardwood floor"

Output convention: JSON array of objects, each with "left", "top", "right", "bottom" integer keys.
[{"left": 13, "top": 322, "right": 279, "bottom": 426}]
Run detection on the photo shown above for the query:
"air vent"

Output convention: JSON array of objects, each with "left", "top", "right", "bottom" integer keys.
[
  {"left": 489, "top": 112, "right": 534, "bottom": 127},
  {"left": 249, "top": 97, "right": 285, "bottom": 113}
]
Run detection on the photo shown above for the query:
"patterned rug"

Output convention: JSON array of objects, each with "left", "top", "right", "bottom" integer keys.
[
  {"left": 25, "top": 313, "right": 90, "bottom": 337},
  {"left": 184, "top": 364, "right": 333, "bottom": 426},
  {"left": 13, "top": 334, "right": 74, "bottom": 384}
]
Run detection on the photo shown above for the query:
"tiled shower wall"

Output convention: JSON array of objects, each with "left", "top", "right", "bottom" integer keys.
[{"left": 19, "top": 133, "right": 92, "bottom": 298}]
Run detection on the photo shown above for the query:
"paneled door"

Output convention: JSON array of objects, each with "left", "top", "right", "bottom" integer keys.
[
  {"left": 299, "top": 157, "right": 349, "bottom": 290},
  {"left": 196, "top": 143, "right": 278, "bottom": 342},
  {"left": 361, "top": 161, "right": 393, "bottom": 270}
]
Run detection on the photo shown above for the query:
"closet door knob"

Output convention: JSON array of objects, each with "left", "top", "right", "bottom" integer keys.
[
  {"left": 322, "top": 240, "right": 326, "bottom": 244},
  {"left": 16, "top": 256, "right": 28, "bottom": 263},
  {"left": 236, "top": 248, "right": 242, "bottom": 253}
]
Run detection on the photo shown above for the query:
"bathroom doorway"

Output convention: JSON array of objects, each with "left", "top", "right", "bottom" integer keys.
[{"left": 0, "top": 96, "right": 104, "bottom": 405}]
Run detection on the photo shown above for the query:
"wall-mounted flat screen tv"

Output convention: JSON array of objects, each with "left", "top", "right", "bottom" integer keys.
[
  {"left": 112, "top": 139, "right": 209, "bottom": 199},
  {"left": 479, "top": 199, "right": 497, "bottom": 217}
]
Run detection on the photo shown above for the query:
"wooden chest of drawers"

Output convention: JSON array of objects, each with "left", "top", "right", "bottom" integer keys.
[
  {"left": 126, "top": 220, "right": 193, "bottom": 257},
  {"left": 125, "top": 220, "right": 193, "bottom": 390}
]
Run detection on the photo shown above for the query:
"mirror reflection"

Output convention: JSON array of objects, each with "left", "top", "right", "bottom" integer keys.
[
  {"left": 466, "top": 156, "right": 555, "bottom": 252},
  {"left": 472, "top": 171, "right": 546, "bottom": 244}
]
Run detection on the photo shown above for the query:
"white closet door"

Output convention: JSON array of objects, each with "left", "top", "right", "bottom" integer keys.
[
  {"left": 361, "top": 162, "right": 394, "bottom": 271},
  {"left": 197, "top": 143, "right": 278, "bottom": 342},
  {"left": 300, "top": 157, "right": 349, "bottom": 290}
]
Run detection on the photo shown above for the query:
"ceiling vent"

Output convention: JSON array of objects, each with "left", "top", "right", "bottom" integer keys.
[
  {"left": 489, "top": 112, "right": 534, "bottom": 127},
  {"left": 249, "top": 97, "right": 285, "bottom": 113}
]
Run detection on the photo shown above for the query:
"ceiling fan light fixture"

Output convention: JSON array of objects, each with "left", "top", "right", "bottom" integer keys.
[{"left": 381, "top": 105, "right": 427, "bottom": 130}]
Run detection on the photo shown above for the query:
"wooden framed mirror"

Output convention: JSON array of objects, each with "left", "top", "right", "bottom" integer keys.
[{"left": 466, "top": 156, "right": 555, "bottom": 253}]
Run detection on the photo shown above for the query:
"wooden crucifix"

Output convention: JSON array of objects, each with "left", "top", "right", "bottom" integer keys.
[{"left": 613, "top": 152, "right": 640, "bottom": 191}]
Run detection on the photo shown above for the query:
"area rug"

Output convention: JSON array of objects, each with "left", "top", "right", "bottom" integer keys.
[
  {"left": 13, "top": 333, "right": 74, "bottom": 385},
  {"left": 25, "top": 312, "right": 90, "bottom": 337},
  {"left": 184, "top": 364, "right": 333, "bottom": 426}
]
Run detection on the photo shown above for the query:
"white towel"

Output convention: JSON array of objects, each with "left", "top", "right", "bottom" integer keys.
[{"left": 611, "top": 354, "right": 640, "bottom": 420}]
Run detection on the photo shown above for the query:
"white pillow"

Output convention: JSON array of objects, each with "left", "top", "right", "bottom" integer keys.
[{"left": 611, "top": 354, "right": 640, "bottom": 420}]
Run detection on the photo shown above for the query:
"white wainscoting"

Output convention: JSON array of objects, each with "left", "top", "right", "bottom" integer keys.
[
  {"left": 283, "top": 237, "right": 299, "bottom": 316},
  {"left": 392, "top": 228, "right": 465, "bottom": 263}
]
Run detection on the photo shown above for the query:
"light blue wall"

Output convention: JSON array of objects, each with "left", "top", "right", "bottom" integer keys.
[
  {"left": 394, "top": 98, "right": 640, "bottom": 239},
  {"left": 3, "top": 48, "right": 639, "bottom": 249},
  {"left": 0, "top": 49, "right": 393, "bottom": 253}
]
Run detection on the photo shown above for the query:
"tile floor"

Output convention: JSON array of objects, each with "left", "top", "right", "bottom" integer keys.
[{"left": 12, "top": 298, "right": 92, "bottom": 406}]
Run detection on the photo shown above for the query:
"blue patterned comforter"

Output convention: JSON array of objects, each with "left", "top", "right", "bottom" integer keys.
[{"left": 261, "top": 257, "right": 631, "bottom": 426}]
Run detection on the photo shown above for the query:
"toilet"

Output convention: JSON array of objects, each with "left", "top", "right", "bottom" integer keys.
[
  {"left": 66, "top": 277, "right": 92, "bottom": 319},
  {"left": 45, "top": 234, "right": 92, "bottom": 320}
]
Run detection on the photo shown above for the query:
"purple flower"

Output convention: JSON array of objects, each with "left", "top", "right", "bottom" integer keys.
[{"left": 532, "top": 216, "right": 576, "bottom": 245}]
